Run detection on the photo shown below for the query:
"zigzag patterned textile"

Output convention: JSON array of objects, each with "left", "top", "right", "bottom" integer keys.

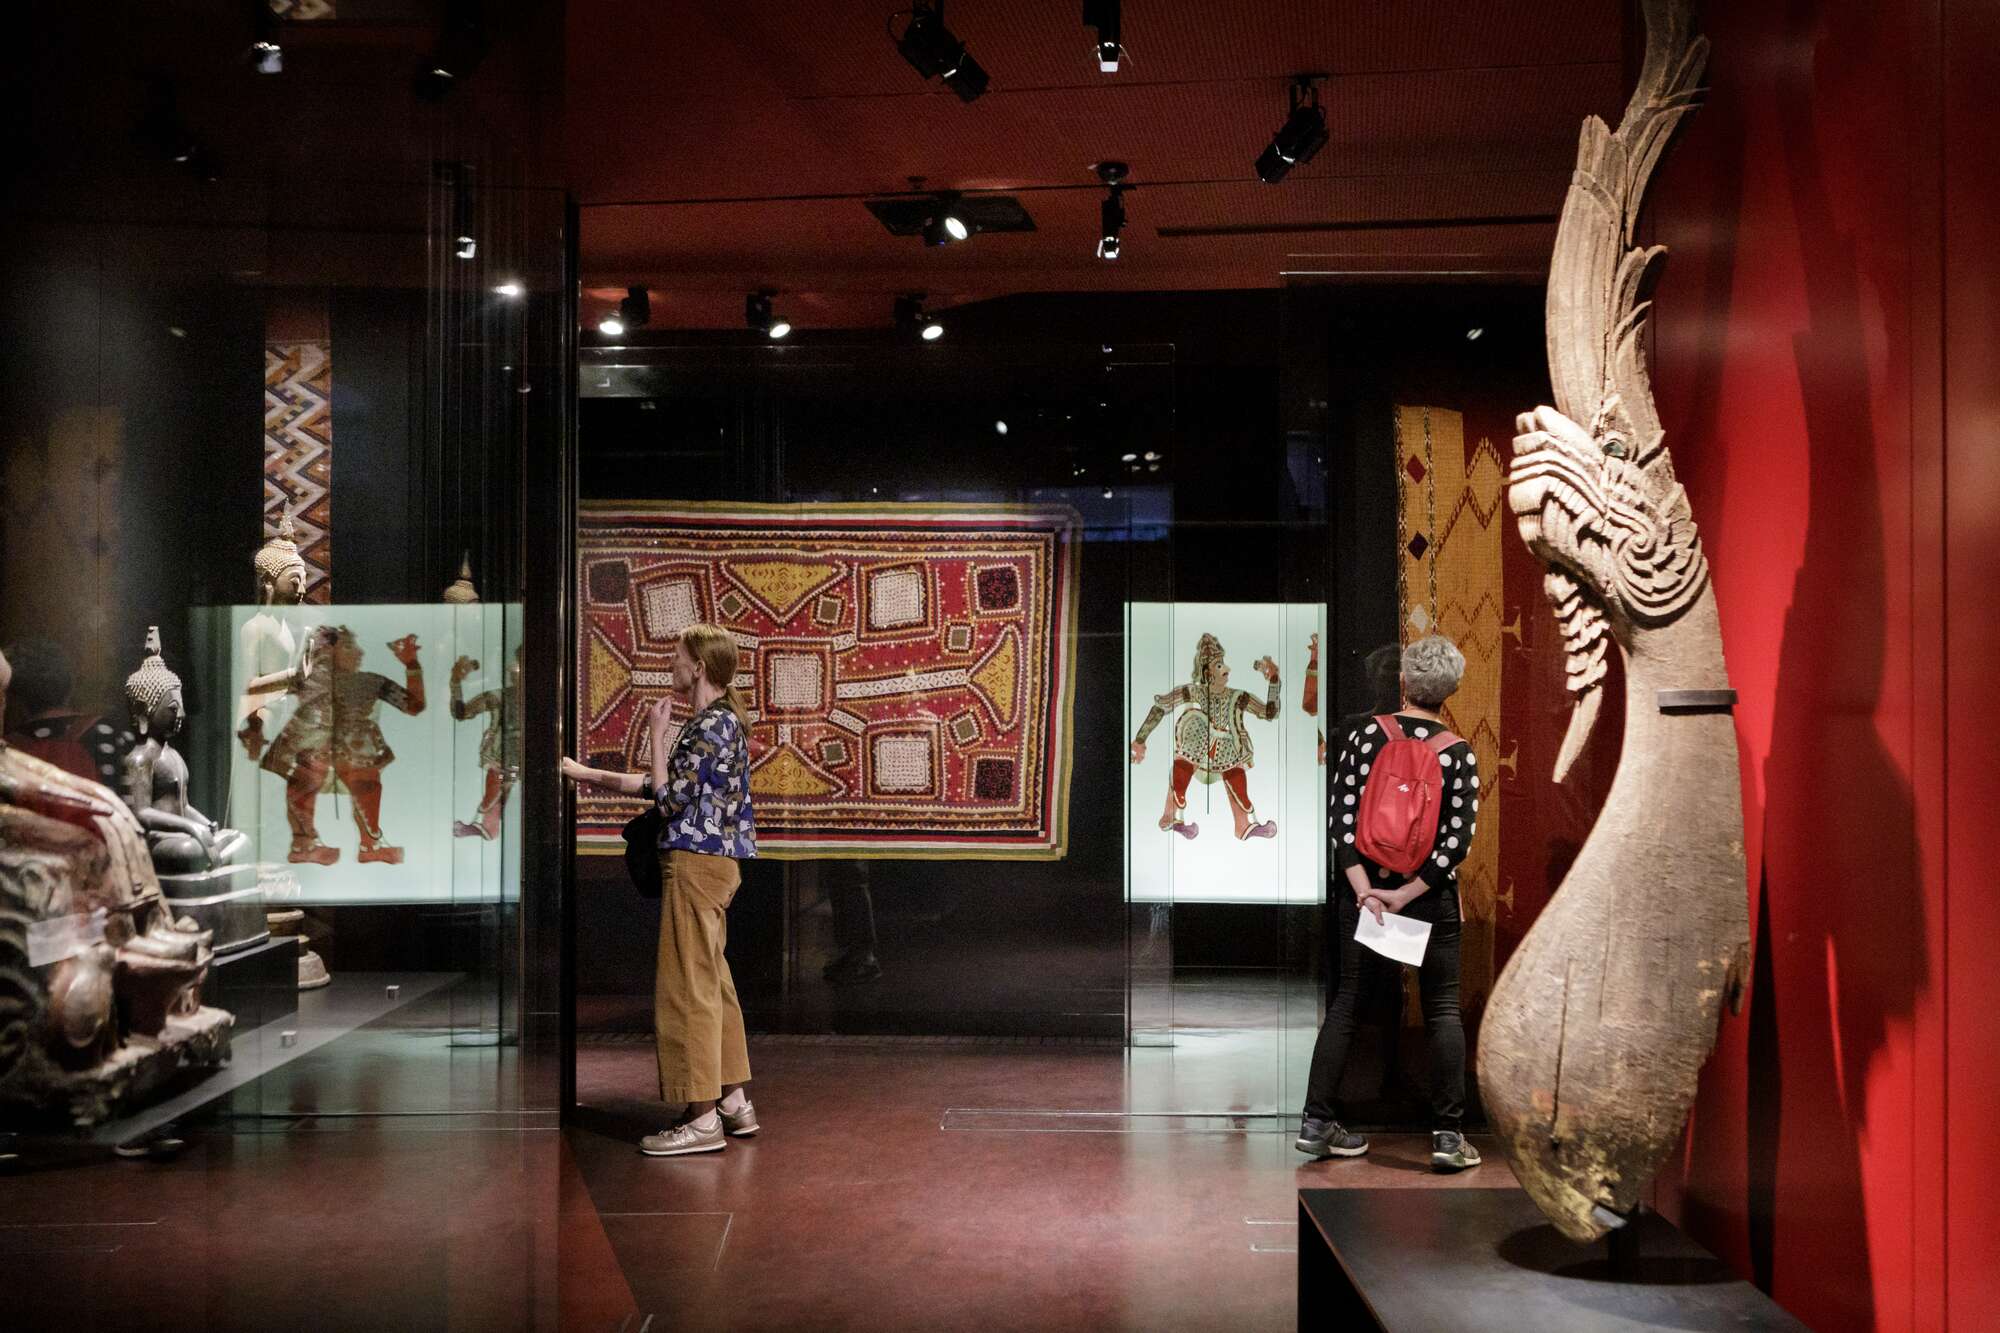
[
  {"left": 1395, "top": 405, "right": 1514, "bottom": 1015},
  {"left": 578, "top": 502, "right": 1080, "bottom": 859},
  {"left": 263, "top": 341, "right": 333, "bottom": 603}
]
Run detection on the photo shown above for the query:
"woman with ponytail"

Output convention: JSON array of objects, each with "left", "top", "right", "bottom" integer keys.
[{"left": 561, "top": 622, "right": 760, "bottom": 1156}]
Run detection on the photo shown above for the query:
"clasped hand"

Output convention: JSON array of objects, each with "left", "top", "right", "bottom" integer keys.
[{"left": 1356, "top": 879, "right": 1425, "bottom": 924}]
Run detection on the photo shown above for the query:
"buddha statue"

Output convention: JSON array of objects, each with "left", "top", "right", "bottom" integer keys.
[
  {"left": 123, "top": 627, "right": 253, "bottom": 875},
  {"left": 235, "top": 513, "right": 327, "bottom": 986},
  {"left": 238, "top": 511, "right": 309, "bottom": 761},
  {"left": 0, "top": 644, "right": 233, "bottom": 1129}
]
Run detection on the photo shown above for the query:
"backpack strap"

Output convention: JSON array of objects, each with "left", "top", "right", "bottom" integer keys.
[{"left": 1374, "top": 713, "right": 1461, "bottom": 755}]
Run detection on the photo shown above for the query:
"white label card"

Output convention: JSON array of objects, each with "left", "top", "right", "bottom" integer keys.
[{"left": 1354, "top": 907, "right": 1431, "bottom": 967}]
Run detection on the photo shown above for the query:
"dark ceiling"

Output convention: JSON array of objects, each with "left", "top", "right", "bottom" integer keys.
[{"left": 567, "top": 0, "right": 1628, "bottom": 329}]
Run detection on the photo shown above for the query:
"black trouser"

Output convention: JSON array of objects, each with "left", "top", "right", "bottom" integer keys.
[
  {"left": 829, "top": 860, "right": 877, "bottom": 958},
  {"left": 1302, "top": 888, "right": 1465, "bottom": 1130}
]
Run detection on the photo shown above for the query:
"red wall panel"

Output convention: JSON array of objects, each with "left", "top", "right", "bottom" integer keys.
[
  {"left": 1942, "top": 0, "right": 2000, "bottom": 1320},
  {"left": 1633, "top": 0, "right": 1990, "bottom": 1326}
]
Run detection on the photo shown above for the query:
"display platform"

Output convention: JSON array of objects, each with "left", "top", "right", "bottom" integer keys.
[
  {"left": 1297, "top": 1187, "right": 1805, "bottom": 1330},
  {"left": 202, "top": 934, "right": 299, "bottom": 1034},
  {"left": 71, "top": 971, "right": 457, "bottom": 1148}
]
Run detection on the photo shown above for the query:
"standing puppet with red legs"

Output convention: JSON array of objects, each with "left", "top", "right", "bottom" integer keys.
[
  {"left": 258, "top": 626, "right": 427, "bottom": 865},
  {"left": 1128, "top": 632, "right": 1281, "bottom": 841},
  {"left": 451, "top": 647, "right": 522, "bottom": 841}
]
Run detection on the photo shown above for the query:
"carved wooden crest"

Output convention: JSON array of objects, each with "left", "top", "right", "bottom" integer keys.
[{"left": 1479, "top": 0, "right": 1752, "bottom": 1243}]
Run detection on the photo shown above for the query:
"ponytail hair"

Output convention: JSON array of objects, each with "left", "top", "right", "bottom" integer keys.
[{"left": 679, "top": 623, "right": 749, "bottom": 728}]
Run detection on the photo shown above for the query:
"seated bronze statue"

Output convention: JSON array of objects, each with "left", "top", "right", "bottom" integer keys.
[{"left": 122, "top": 627, "right": 253, "bottom": 875}]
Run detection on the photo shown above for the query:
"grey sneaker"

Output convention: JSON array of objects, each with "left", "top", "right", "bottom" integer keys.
[
  {"left": 1431, "top": 1130, "right": 1482, "bottom": 1171},
  {"left": 1295, "top": 1117, "right": 1369, "bottom": 1158},
  {"left": 718, "top": 1096, "right": 760, "bottom": 1138},
  {"left": 640, "top": 1116, "right": 725, "bottom": 1157}
]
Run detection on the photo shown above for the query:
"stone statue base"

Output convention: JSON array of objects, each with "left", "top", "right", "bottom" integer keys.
[
  {"left": 0, "top": 1005, "right": 233, "bottom": 1131},
  {"left": 158, "top": 863, "right": 267, "bottom": 956},
  {"left": 296, "top": 940, "right": 330, "bottom": 990},
  {"left": 267, "top": 908, "right": 330, "bottom": 990}
]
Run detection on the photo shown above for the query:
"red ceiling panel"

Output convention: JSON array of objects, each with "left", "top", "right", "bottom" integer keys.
[{"left": 567, "top": 0, "right": 1624, "bottom": 326}]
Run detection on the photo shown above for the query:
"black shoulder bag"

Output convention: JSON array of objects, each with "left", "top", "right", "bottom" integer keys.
[{"left": 621, "top": 804, "right": 663, "bottom": 898}]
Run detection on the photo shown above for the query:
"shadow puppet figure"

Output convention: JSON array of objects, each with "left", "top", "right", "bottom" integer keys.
[{"left": 260, "top": 627, "right": 427, "bottom": 865}]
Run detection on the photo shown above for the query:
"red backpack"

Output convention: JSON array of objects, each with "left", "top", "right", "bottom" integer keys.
[{"left": 1353, "top": 715, "right": 1461, "bottom": 875}]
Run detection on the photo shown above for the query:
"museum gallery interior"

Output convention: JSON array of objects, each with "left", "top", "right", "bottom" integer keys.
[{"left": 1, "top": 0, "right": 1995, "bottom": 1329}]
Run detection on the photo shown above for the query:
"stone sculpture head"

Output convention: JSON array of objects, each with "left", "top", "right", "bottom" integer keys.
[
  {"left": 1191, "top": 633, "right": 1228, "bottom": 690},
  {"left": 124, "top": 627, "right": 185, "bottom": 740},
  {"left": 254, "top": 511, "right": 310, "bottom": 606},
  {"left": 442, "top": 552, "right": 480, "bottom": 604}
]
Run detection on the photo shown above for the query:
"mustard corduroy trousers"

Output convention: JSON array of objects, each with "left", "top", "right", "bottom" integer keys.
[{"left": 654, "top": 848, "right": 751, "bottom": 1103}]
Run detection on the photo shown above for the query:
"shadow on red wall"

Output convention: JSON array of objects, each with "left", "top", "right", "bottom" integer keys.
[{"left": 1662, "top": 0, "right": 1928, "bottom": 1326}]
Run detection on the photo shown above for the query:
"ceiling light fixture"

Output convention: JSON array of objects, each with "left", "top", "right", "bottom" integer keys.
[
  {"left": 748, "top": 290, "right": 791, "bottom": 339},
  {"left": 494, "top": 281, "right": 523, "bottom": 297},
  {"left": 921, "top": 194, "right": 972, "bottom": 246},
  {"left": 892, "top": 1, "right": 989, "bottom": 103},
  {"left": 1094, "top": 160, "right": 1128, "bottom": 260},
  {"left": 597, "top": 316, "right": 624, "bottom": 337},
  {"left": 250, "top": 1, "right": 284, "bottom": 74},
  {"left": 1255, "top": 76, "right": 1329, "bottom": 184},
  {"left": 415, "top": 0, "right": 492, "bottom": 101},
  {"left": 894, "top": 293, "right": 946, "bottom": 342},
  {"left": 1083, "top": 0, "right": 1122, "bottom": 72},
  {"left": 866, "top": 191, "right": 1035, "bottom": 244},
  {"left": 1466, "top": 326, "right": 1485, "bottom": 340},
  {"left": 439, "top": 159, "right": 478, "bottom": 259}
]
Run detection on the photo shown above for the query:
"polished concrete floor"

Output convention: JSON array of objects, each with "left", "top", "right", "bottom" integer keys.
[{"left": 2, "top": 1032, "right": 1509, "bottom": 1332}]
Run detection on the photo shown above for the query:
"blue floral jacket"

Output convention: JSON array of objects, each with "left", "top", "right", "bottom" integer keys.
[{"left": 656, "top": 702, "right": 757, "bottom": 858}]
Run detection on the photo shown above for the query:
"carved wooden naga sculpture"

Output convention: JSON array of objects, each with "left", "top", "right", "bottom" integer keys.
[{"left": 1478, "top": 0, "right": 1750, "bottom": 1243}]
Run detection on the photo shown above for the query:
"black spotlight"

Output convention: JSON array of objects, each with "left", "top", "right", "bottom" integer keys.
[
  {"left": 415, "top": 0, "right": 492, "bottom": 101},
  {"left": 894, "top": 294, "right": 945, "bottom": 342},
  {"left": 619, "top": 285, "right": 652, "bottom": 328},
  {"left": 747, "top": 291, "right": 792, "bottom": 340},
  {"left": 893, "top": 2, "right": 989, "bottom": 103},
  {"left": 1255, "top": 77, "right": 1329, "bottom": 184},
  {"left": 1083, "top": 0, "right": 1122, "bottom": 72},
  {"left": 439, "top": 160, "right": 478, "bottom": 259},
  {"left": 1094, "top": 160, "right": 1128, "bottom": 260},
  {"left": 250, "top": 1, "right": 284, "bottom": 74},
  {"left": 921, "top": 194, "right": 972, "bottom": 246}
]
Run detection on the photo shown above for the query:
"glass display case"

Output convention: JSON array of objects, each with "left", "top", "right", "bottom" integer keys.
[{"left": 1, "top": 170, "right": 570, "bottom": 1141}]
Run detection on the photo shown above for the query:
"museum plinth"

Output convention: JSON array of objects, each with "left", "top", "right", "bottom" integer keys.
[{"left": 1297, "top": 1187, "right": 1806, "bottom": 1331}]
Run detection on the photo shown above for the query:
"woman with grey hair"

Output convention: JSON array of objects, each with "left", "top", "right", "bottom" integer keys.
[{"left": 1296, "top": 633, "right": 1484, "bottom": 1172}]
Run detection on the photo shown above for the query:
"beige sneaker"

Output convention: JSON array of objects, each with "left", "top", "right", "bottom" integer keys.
[
  {"left": 718, "top": 1096, "right": 760, "bottom": 1138},
  {"left": 640, "top": 1116, "right": 724, "bottom": 1157},
  {"left": 1431, "top": 1130, "right": 1482, "bottom": 1172}
]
